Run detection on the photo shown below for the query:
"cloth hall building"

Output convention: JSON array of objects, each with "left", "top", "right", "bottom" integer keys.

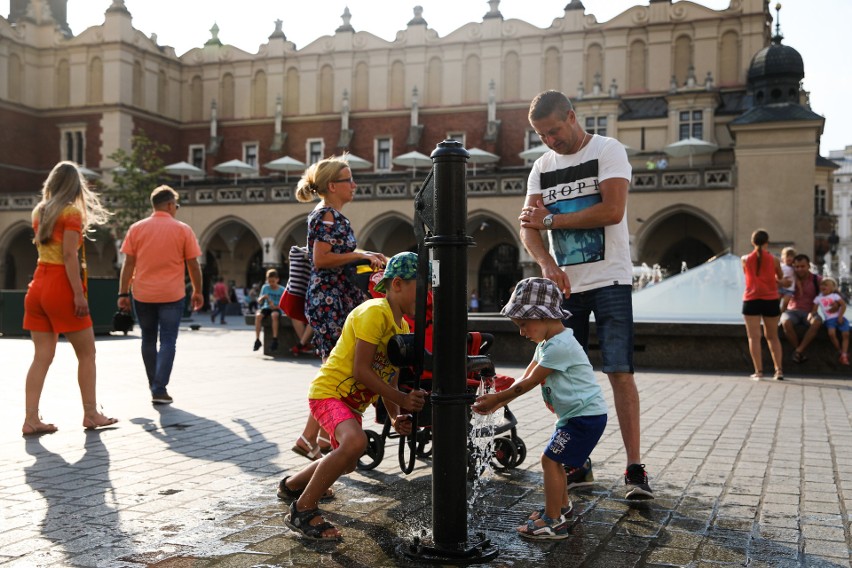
[{"left": 0, "top": 0, "right": 835, "bottom": 311}]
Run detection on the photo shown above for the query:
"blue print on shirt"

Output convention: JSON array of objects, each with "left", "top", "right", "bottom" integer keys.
[{"left": 539, "top": 160, "right": 604, "bottom": 267}]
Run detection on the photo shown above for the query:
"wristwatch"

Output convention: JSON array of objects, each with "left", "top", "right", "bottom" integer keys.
[{"left": 543, "top": 214, "right": 554, "bottom": 230}]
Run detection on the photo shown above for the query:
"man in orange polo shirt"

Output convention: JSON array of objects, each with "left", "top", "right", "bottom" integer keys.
[{"left": 118, "top": 186, "right": 203, "bottom": 405}]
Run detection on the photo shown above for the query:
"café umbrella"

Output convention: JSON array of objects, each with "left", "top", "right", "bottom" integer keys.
[
  {"left": 663, "top": 137, "right": 718, "bottom": 167},
  {"left": 518, "top": 144, "right": 549, "bottom": 161},
  {"left": 164, "top": 161, "right": 204, "bottom": 187},
  {"left": 214, "top": 159, "right": 257, "bottom": 185},
  {"left": 466, "top": 147, "right": 499, "bottom": 174},
  {"left": 343, "top": 153, "right": 372, "bottom": 170},
  {"left": 392, "top": 150, "right": 432, "bottom": 177},
  {"left": 264, "top": 156, "right": 306, "bottom": 182}
]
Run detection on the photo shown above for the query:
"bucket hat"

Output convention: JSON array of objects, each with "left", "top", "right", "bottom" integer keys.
[
  {"left": 373, "top": 252, "right": 418, "bottom": 293},
  {"left": 500, "top": 277, "right": 572, "bottom": 320}
]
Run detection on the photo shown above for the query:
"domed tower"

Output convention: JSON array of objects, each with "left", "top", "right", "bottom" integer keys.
[
  {"left": 728, "top": 3, "right": 826, "bottom": 259},
  {"left": 8, "top": 0, "right": 71, "bottom": 36},
  {"left": 745, "top": 6, "right": 804, "bottom": 108}
]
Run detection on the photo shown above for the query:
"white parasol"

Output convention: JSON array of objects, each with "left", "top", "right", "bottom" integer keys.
[
  {"left": 164, "top": 161, "right": 204, "bottom": 187},
  {"left": 344, "top": 154, "right": 372, "bottom": 170},
  {"left": 78, "top": 166, "right": 101, "bottom": 180},
  {"left": 214, "top": 159, "right": 257, "bottom": 185},
  {"left": 393, "top": 150, "right": 432, "bottom": 177},
  {"left": 518, "top": 144, "right": 549, "bottom": 161},
  {"left": 263, "top": 156, "right": 306, "bottom": 182},
  {"left": 663, "top": 137, "right": 718, "bottom": 167},
  {"left": 466, "top": 147, "right": 500, "bottom": 175}
]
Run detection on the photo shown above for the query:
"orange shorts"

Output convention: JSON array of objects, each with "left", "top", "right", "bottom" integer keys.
[{"left": 23, "top": 263, "right": 92, "bottom": 334}]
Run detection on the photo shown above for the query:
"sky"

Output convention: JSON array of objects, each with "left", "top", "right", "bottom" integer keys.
[{"left": 3, "top": 0, "right": 849, "bottom": 156}]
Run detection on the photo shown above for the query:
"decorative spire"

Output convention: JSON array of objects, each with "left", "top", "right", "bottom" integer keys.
[
  {"left": 269, "top": 19, "right": 286, "bottom": 40},
  {"left": 106, "top": 0, "right": 131, "bottom": 15},
  {"left": 564, "top": 0, "right": 585, "bottom": 11},
  {"left": 408, "top": 6, "right": 427, "bottom": 26},
  {"left": 772, "top": 2, "right": 784, "bottom": 44},
  {"left": 336, "top": 6, "right": 354, "bottom": 33},
  {"left": 484, "top": 0, "right": 503, "bottom": 20},
  {"left": 205, "top": 23, "right": 222, "bottom": 46}
]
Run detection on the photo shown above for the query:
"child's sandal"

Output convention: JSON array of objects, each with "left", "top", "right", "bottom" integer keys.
[
  {"left": 527, "top": 503, "right": 573, "bottom": 521},
  {"left": 276, "top": 476, "right": 335, "bottom": 502},
  {"left": 517, "top": 514, "right": 569, "bottom": 540},
  {"left": 285, "top": 501, "right": 341, "bottom": 541}
]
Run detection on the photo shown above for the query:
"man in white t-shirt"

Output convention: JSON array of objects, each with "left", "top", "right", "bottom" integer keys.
[{"left": 519, "top": 90, "right": 652, "bottom": 500}]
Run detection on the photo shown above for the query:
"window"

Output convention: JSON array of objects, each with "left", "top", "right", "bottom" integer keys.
[
  {"left": 815, "top": 186, "right": 827, "bottom": 215},
  {"left": 243, "top": 142, "right": 259, "bottom": 168},
  {"left": 307, "top": 138, "right": 324, "bottom": 165},
  {"left": 585, "top": 116, "right": 607, "bottom": 137},
  {"left": 447, "top": 132, "right": 465, "bottom": 146},
  {"left": 188, "top": 145, "right": 205, "bottom": 171},
  {"left": 678, "top": 110, "right": 703, "bottom": 140},
  {"left": 375, "top": 137, "right": 392, "bottom": 171},
  {"left": 60, "top": 126, "right": 86, "bottom": 165}
]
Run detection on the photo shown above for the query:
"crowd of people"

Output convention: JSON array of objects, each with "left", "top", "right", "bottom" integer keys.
[{"left": 25, "top": 87, "right": 846, "bottom": 545}]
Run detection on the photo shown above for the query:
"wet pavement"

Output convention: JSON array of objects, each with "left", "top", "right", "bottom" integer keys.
[{"left": 1, "top": 315, "right": 851, "bottom": 567}]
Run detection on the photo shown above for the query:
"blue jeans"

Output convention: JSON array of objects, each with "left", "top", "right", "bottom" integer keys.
[
  {"left": 133, "top": 298, "right": 184, "bottom": 395},
  {"left": 563, "top": 284, "right": 634, "bottom": 374}
]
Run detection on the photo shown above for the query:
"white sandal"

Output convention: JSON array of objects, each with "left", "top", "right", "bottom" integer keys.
[{"left": 291, "top": 435, "right": 322, "bottom": 461}]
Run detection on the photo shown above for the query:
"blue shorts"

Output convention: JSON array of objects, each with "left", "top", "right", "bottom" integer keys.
[
  {"left": 544, "top": 414, "right": 608, "bottom": 467},
  {"left": 824, "top": 318, "right": 851, "bottom": 332},
  {"left": 563, "top": 284, "right": 634, "bottom": 374}
]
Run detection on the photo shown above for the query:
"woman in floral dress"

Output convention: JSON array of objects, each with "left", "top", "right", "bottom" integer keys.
[{"left": 290, "top": 156, "right": 386, "bottom": 459}]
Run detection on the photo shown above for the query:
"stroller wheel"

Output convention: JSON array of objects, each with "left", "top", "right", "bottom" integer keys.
[
  {"left": 513, "top": 436, "right": 527, "bottom": 467},
  {"left": 415, "top": 429, "right": 433, "bottom": 458},
  {"left": 357, "top": 430, "right": 385, "bottom": 470},
  {"left": 490, "top": 437, "right": 518, "bottom": 470}
]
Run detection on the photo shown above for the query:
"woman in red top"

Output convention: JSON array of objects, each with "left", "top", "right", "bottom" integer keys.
[
  {"left": 741, "top": 229, "right": 785, "bottom": 381},
  {"left": 22, "top": 161, "right": 118, "bottom": 434}
]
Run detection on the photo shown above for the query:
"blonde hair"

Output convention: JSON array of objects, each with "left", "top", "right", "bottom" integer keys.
[
  {"left": 33, "top": 161, "right": 111, "bottom": 244},
  {"left": 781, "top": 247, "right": 796, "bottom": 257},
  {"left": 294, "top": 155, "right": 351, "bottom": 203},
  {"left": 822, "top": 277, "right": 837, "bottom": 291}
]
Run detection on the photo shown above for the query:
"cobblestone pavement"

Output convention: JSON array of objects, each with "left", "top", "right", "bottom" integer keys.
[{"left": 1, "top": 318, "right": 851, "bottom": 567}]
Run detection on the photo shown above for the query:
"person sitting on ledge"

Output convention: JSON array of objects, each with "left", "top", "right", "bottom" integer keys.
[{"left": 781, "top": 253, "right": 822, "bottom": 363}]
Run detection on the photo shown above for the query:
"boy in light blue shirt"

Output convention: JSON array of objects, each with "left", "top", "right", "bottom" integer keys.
[{"left": 473, "top": 277, "right": 607, "bottom": 541}]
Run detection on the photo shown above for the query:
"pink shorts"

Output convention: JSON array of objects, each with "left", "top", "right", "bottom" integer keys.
[{"left": 309, "top": 398, "right": 362, "bottom": 449}]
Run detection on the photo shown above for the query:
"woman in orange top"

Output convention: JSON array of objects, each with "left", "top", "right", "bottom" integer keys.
[
  {"left": 22, "top": 161, "right": 118, "bottom": 434},
  {"left": 741, "top": 229, "right": 785, "bottom": 381}
]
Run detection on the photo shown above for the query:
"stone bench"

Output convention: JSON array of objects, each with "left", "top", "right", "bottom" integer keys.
[{"left": 467, "top": 315, "right": 851, "bottom": 377}]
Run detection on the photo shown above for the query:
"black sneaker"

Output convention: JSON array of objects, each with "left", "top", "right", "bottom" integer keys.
[
  {"left": 565, "top": 458, "right": 594, "bottom": 489},
  {"left": 253, "top": 339, "right": 262, "bottom": 351},
  {"left": 625, "top": 463, "right": 654, "bottom": 500},
  {"left": 152, "top": 391, "right": 173, "bottom": 405},
  {"left": 270, "top": 339, "right": 279, "bottom": 351}
]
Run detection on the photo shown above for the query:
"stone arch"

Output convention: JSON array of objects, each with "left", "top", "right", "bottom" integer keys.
[
  {"left": 0, "top": 220, "right": 38, "bottom": 289},
  {"left": 635, "top": 204, "right": 727, "bottom": 276},
  {"left": 220, "top": 72, "right": 235, "bottom": 118},
  {"left": 318, "top": 64, "right": 334, "bottom": 113},
  {"left": 133, "top": 60, "right": 144, "bottom": 108},
  {"left": 463, "top": 54, "right": 481, "bottom": 104},
  {"left": 585, "top": 43, "right": 604, "bottom": 93},
  {"left": 252, "top": 69, "right": 267, "bottom": 117},
  {"left": 425, "top": 56, "right": 442, "bottom": 106},
  {"left": 628, "top": 39, "right": 647, "bottom": 93},
  {"left": 718, "top": 30, "right": 740, "bottom": 86},
  {"left": 88, "top": 57, "right": 103, "bottom": 104},
  {"left": 285, "top": 67, "right": 300, "bottom": 115},
  {"left": 56, "top": 59, "right": 70, "bottom": 106},
  {"left": 673, "top": 34, "right": 693, "bottom": 87},
  {"left": 359, "top": 211, "right": 416, "bottom": 255},
  {"left": 389, "top": 60, "right": 405, "bottom": 108},
  {"left": 352, "top": 61, "right": 369, "bottom": 111},
  {"left": 503, "top": 51, "right": 520, "bottom": 101},
  {"left": 543, "top": 47, "right": 560, "bottom": 91},
  {"left": 466, "top": 210, "right": 524, "bottom": 312},
  {"left": 197, "top": 217, "right": 263, "bottom": 296},
  {"left": 189, "top": 75, "right": 202, "bottom": 122}
]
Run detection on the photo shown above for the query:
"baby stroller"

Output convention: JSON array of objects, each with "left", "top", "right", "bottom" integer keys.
[{"left": 357, "top": 329, "right": 527, "bottom": 477}]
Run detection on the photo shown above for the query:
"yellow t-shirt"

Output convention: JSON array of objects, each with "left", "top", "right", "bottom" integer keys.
[
  {"left": 32, "top": 205, "right": 83, "bottom": 264},
  {"left": 308, "top": 297, "right": 409, "bottom": 414}
]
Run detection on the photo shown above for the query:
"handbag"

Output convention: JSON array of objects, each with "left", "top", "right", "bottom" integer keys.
[{"left": 112, "top": 310, "right": 134, "bottom": 334}]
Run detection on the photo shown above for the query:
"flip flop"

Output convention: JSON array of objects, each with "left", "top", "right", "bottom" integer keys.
[
  {"left": 317, "top": 434, "right": 333, "bottom": 455},
  {"left": 292, "top": 435, "right": 322, "bottom": 461}
]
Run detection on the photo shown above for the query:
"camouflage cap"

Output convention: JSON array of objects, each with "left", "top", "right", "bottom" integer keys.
[{"left": 373, "top": 251, "right": 418, "bottom": 293}]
